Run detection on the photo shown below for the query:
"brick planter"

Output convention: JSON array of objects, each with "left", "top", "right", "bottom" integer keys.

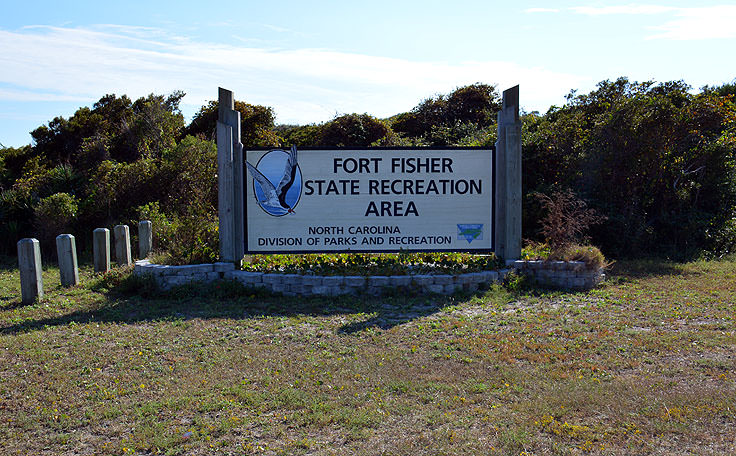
[
  {"left": 512, "top": 260, "right": 604, "bottom": 290},
  {"left": 134, "top": 260, "right": 510, "bottom": 296}
]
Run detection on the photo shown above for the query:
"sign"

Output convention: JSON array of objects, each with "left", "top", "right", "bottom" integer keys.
[{"left": 244, "top": 147, "right": 494, "bottom": 253}]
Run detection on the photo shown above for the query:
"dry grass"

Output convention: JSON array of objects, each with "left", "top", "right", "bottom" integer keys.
[{"left": 0, "top": 256, "right": 734, "bottom": 455}]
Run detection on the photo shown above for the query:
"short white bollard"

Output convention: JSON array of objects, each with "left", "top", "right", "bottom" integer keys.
[
  {"left": 114, "top": 224, "right": 132, "bottom": 266},
  {"left": 17, "top": 238, "right": 43, "bottom": 304},
  {"left": 93, "top": 228, "right": 110, "bottom": 273},
  {"left": 138, "top": 220, "right": 152, "bottom": 259},
  {"left": 56, "top": 234, "right": 79, "bottom": 287}
]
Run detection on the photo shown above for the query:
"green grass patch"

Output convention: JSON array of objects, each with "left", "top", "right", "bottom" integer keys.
[{"left": 0, "top": 255, "right": 735, "bottom": 454}]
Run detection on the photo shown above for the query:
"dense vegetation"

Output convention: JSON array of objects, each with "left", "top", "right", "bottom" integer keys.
[{"left": 1, "top": 78, "right": 735, "bottom": 262}]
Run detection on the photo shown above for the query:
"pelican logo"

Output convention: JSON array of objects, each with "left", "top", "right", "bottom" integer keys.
[
  {"left": 246, "top": 146, "right": 302, "bottom": 217},
  {"left": 457, "top": 224, "right": 483, "bottom": 243}
]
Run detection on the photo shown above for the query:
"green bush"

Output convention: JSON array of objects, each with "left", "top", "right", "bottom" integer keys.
[
  {"left": 137, "top": 203, "right": 219, "bottom": 265},
  {"left": 704, "top": 214, "right": 736, "bottom": 258},
  {"left": 34, "top": 192, "right": 78, "bottom": 251},
  {"left": 275, "top": 124, "right": 322, "bottom": 147},
  {"left": 184, "top": 99, "right": 277, "bottom": 147},
  {"left": 123, "top": 136, "right": 220, "bottom": 265},
  {"left": 522, "top": 78, "right": 736, "bottom": 258},
  {"left": 136, "top": 202, "right": 175, "bottom": 251},
  {"left": 2, "top": 80, "right": 735, "bottom": 262},
  {"left": 391, "top": 83, "right": 501, "bottom": 141},
  {"left": 242, "top": 252, "right": 500, "bottom": 276},
  {"left": 0, "top": 188, "right": 33, "bottom": 253},
  {"left": 522, "top": 242, "right": 607, "bottom": 270},
  {"left": 85, "top": 158, "right": 161, "bottom": 225},
  {"left": 318, "top": 114, "right": 391, "bottom": 147}
]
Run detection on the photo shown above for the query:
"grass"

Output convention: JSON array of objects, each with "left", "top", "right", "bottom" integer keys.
[{"left": 0, "top": 255, "right": 735, "bottom": 455}]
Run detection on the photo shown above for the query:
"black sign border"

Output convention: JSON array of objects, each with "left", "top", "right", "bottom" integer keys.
[{"left": 243, "top": 146, "right": 496, "bottom": 255}]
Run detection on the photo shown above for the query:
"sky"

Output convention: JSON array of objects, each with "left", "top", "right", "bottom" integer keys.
[{"left": 1, "top": 0, "right": 735, "bottom": 147}]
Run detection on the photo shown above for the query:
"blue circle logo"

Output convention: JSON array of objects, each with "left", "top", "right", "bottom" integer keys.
[{"left": 246, "top": 148, "right": 302, "bottom": 217}]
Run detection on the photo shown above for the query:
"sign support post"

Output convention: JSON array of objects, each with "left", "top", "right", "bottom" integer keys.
[
  {"left": 494, "top": 85, "right": 522, "bottom": 262},
  {"left": 217, "top": 88, "right": 245, "bottom": 263}
]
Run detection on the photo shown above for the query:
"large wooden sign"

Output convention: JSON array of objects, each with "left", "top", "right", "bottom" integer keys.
[
  {"left": 216, "top": 86, "right": 520, "bottom": 261},
  {"left": 244, "top": 147, "right": 494, "bottom": 253}
]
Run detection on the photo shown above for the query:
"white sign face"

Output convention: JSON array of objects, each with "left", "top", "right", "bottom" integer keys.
[{"left": 244, "top": 148, "right": 494, "bottom": 253}]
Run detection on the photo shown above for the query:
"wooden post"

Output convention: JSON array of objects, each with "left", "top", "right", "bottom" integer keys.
[
  {"left": 114, "top": 224, "right": 132, "bottom": 266},
  {"left": 56, "top": 234, "right": 79, "bottom": 287},
  {"left": 138, "top": 220, "right": 152, "bottom": 259},
  {"left": 217, "top": 120, "right": 235, "bottom": 262},
  {"left": 93, "top": 228, "right": 110, "bottom": 273},
  {"left": 17, "top": 238, "right": 43, "bottom": 303},
  {"left": 217, "top": 87, "right": 245, "bottom": 263},
  {"left": 495, "top": 85, "right": 522, "bottom": 262}
]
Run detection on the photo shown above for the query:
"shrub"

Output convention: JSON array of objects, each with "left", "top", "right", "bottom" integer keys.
[
  {"left": 0, "top": 188, "right": 34, "bottom": 254},
  {"left": 34, "top": 192, "right": 78, "bottom": 251},
  {"left": 551, "top": 244, "right": 607, "bottom": 269},
  {"left": 529, "top": 188, "right": 608, "bottom": 269},
  {"left": 521, "top": 241, "right": 551, "bottom": 261},
  {"left": 522, "top": 78, "right": 736, "bottom": 258},
  {"left": 522, "top": 242, "right": 607, "bottom": 270},
  {"left": 391, "top": 83, "right": 501, "bottom": 140},
  {"left": 136, "top": 192, "right": 219, "bottom": 266},
  {"left": 704, "top": 214, "right": 736, "bottom": 258},
  {"left": 165, "top": 215, "right": 219, "bottom": 265},
  {"left": 318, "top": 114, "right": 391, "bottom": 147},
  {"left": 242, "top": 252, "right": 500, "bottom": 276},
  {"left": 84, "top": 158, "right": 161, "bottom": 226},
  {"left": 31, "top": 92, "right": 185, "bottom": 168},
  {"left": 184, "top": 100, "right": 277, "bottom": 147},
  {"left": 533, "top": 189, "right": 606, "bottom": 250},
  {"left": 136, "top": 202, "right": 175, "bottom": 251},
  {"left": 275, "top": 124, "right": 322, "bottom": 147}
]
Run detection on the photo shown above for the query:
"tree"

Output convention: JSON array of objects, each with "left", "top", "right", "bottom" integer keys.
[
  {"left": 391, "top": 83, "right": 501, "bottom": 142},
  {"left": 317, "top": 114, "right": 390, "bottom": 147},
  {"left": 30, "top": 92, "right": 185, "bottom": 171},
  {"left": 522, "top": 77, "right": 736, "bottom": 257},
  {"left": 274, "top": 124, "right": 322, "bottom": 147},
  {"left": 184, "top": 100, "right": 278, "bottom": 147},
  {"left": 447, "top": 83, "right": 501, "bottom": 125}
]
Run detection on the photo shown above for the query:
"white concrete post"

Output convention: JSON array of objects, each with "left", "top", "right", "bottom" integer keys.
[
  {"left": 114, "top": 224, "right": 132, "bottom": 266},
  {"left": 56, "top": 234, "right": 79, "bottom": 287},
  {"left": 93, "top": 228, "right": 110, "bottom": 273},
  {"left": 17, "top": 238, "right": 43, "bottom": 303},
  {"left": 217, "top": 87, "right": 245, "bottom": 263},
  {"left": 495, "top": 85, "right": 522, "bottom": 261},
  {"left": 138, "top": 220, "right": 152, "bottom": 259}
]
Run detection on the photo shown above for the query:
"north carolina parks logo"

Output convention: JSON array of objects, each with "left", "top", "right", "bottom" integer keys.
[
  {"left": 246, "top": 146, "right": 302, "bottom": 216},
  {"left": 457, "top": 224, "right": 483, "bottom": 243}
]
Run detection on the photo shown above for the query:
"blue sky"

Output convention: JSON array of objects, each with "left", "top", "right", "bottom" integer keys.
[{"left": 1, "top": 0, "right": 735, "bottom": 147}]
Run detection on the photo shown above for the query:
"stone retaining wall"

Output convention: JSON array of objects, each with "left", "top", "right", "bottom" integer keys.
[
  {"left": 512, "top": 260, "right": 604, "bottom": 290},
  {"left": 134, "top": 260, "right": 510, "bottom": 296}
]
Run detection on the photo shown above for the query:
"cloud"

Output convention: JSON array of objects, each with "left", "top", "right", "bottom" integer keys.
[
  {"left": 569, "top": 4, "right": 736, "bottom": 40},
  {"left": 524, "top": 8, "right": 560, "bottom": 13},
  {"left": 570, "top": 5, "right": 677, "bottom": 15},
  {"left": 0, "top": 88, "right": 92, "bottom": 103},
  {"left": 647, "top": 5, "right": 736, "bottom": 40},
  {"left": 261, "top": 24, "right": 295, "bottom": 34},
  {"left": 0, "top": 25, "right": 586, "bottom": 124}
]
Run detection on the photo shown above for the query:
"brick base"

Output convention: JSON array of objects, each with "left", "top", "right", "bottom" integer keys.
[{"left": 134, "top": 260, "right": 510, "bottom": 296}]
